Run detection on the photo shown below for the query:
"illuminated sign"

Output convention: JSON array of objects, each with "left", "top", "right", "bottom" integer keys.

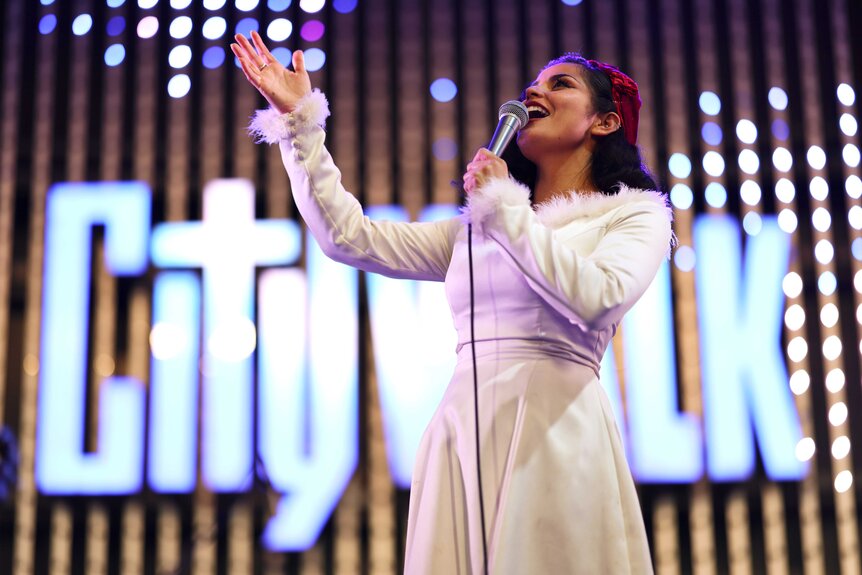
[{"left": 36, "top": 179, "right": 806, "bottom": 551}]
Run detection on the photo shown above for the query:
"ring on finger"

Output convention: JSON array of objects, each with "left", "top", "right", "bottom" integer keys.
[{"left": 258, "top": 62, "right": 269, "bottom": 71}]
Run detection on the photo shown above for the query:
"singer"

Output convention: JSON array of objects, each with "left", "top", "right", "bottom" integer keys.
[{"left": 233, "top": 30, "right": 672, "bottom": 574}]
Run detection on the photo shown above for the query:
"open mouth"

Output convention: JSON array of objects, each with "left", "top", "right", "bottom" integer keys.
[{"left": 526, "top": 105, "right": 550, "bottom": 120}]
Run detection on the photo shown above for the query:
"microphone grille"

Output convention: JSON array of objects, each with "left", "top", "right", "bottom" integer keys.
[{"left": 498, "top": 100, "right": 529, "bottom": 129}]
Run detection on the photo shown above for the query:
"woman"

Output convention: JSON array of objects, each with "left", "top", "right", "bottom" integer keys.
[{"left": 232, "top": 31, "right": 672, "bottom": 574}]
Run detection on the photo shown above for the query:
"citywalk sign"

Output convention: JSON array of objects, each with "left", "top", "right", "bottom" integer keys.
[{"left": 36, "top": 178, "right": 806, "bottom": 551}]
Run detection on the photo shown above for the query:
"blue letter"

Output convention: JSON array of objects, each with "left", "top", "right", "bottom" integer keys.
[
  {"left": 36, "top": 182, "right": 149, "bottom": 494},
  {"left": 260, "top": 229, "right": 358, "bottom": 550},
  {"left": 624, "top": 260, "right": 703, "bottom": 482},
  {"left": 695, "top": 215, "right": 805, "bottom": 480},
  {"left": 365, "top": 205, "right": 457, "bottom": 488}
]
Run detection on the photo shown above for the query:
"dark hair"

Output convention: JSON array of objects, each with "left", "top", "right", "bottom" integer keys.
[{"left": 505, "top": 53, "right": 659, "bottom": 197}]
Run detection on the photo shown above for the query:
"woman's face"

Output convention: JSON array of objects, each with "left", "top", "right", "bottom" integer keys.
[{"left": 516, "top": 63, "right": 599, "bottom": 161}]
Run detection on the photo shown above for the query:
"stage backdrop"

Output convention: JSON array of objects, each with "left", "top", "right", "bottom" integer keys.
[{"left": 1, "top": 0, "right": 862, "bottom": 573}]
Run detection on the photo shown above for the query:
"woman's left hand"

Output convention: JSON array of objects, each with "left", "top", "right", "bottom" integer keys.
[{"left": 463, "top": 148, "right": 508, "bottom": 195}]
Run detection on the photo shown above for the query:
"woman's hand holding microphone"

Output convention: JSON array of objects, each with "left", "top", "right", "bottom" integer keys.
[{"left": 463, "top": 148, "right": 508, "bottom": 196}]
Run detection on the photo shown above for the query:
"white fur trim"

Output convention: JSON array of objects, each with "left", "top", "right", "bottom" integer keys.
[
  {"left": 460, "top": 177, "right": 532, "bottom": 228},
  {"left": 247, "top": 89, "right": 331, "bottom": 144}
]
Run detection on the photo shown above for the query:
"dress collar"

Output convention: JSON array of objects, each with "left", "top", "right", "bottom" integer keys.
[{"left": 534, "top": 184, "right": 673, "bottom": 229}]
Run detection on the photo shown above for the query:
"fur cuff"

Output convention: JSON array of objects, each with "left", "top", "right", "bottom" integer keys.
[
  {"left": 461, "top": 177, "right": 532, "bottom": 229},
  {"left": 248, "top": 89, "right": 331, "bottom": 144}
]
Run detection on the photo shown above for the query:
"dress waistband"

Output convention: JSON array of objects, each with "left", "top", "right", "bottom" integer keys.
[{"left": 455, "top": 337, "right": 600, "bottom": 377}]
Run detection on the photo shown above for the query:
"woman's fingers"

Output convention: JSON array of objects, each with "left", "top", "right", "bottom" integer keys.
[
  {"left": 250, "top": 30, "right": 275, "bottom": 64},
  {"left": 235, "top": 33, "right": 265, "bottom": 68},
  {"left": 292, "top": 49, "right": 306, "bottom": 74}
]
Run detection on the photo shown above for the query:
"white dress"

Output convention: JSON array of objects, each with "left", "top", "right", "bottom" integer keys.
[{"left": 252, "top": 90, "right": 674, "bottom": 575}]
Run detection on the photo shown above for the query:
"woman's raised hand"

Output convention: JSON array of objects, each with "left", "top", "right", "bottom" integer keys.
[
  {"left": 463, "top": 148, "right": 509, "bottom": 195},
  {"left": 231, "top": 30, "right": 311, "bottom": 114}
]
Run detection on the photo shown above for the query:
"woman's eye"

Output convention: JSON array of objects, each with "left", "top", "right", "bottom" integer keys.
[{"left": 553, "top": 79, "right": 571, "bottom": 89}]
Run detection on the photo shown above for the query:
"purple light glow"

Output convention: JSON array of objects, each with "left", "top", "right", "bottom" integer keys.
[{"left": 300, "top": 20, "right": 325, "bottom": 42}]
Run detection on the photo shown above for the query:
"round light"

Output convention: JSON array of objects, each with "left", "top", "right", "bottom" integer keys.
[
  {"left": 137, "top": 16, "right": 159, "bottom": 38},
  {"left": 299, "top": 0, "right": 326, "bottom": 12},
  {"left": 699, "top": 91, "right": 721, "bottom": 115},
  {"left": 704, "top": 182, "right": 727, "bottom": 208},
  {"left": 167, "top": 74, "right": 191, "bottom": 98},
  {"left": 430, "top": 78, "right": 458, "bottom": 102},
  {"left": 740, "top": 180, "right": 761, "bottom": 205},
  {"left": 787, "top": 336, "right": 808, "bottom": 362},
  {"left": 777, "top": 209, "right": 798, "bottom": 233},
  {"left": 168, "top": 45, "right": 192, "bottom": 68},
  {"left": 139, "top": 0, "right": 159, "bottom": 7},
  {"left": 857, "top": 270, "right": 862, "bottom": 293},
  {"left": 742, "top": 212, "right": 762, "bottom": 236},
  {"left": 796, "top": 437, "right": 816, "bottom": 462},
  {"left": 668, "top": 153, "right": 692, "bottom": 179},
  {"left": 854, "top": 238, "right": 862, "bottom": 262},
  {"left": 772, "top": 119, "right": 790, "bottom": 141},
  {"left": 836, "top": 404, "right": 854, "bottom": 436},
  {"left": 673, "top": 245, "right": 696, "bottom": 272},
  {"left": 235, "top": 0, "right": 260, "bottom": 10},
  {"left": 840, "top": 114, "right": 858, "bottom": 137},
  {"left": 818, "top": 271, "right": 837, "bottom": 296},
  {"left": 106, "top": 16, "right": 126, "bottom": 36},
  {"left": 738, "top": 150, "right": 760, "bottom": 175},
  {"left": 333, "top": 0, "right": 357, "bottom": 12},
  {"left": 703, "top": 151, "right": 725, "bottom": 177},
  {"left": 171, "top": 0, "right": 193, "bottom": 7},
  {"left": 809, "top": 176, "right": 829, "bottom": 201},
  {"left": 202, "top": 46, "right": 225, "bottom": 68},
  {"left": 267, "top": 18, "right": 293, "bottom": 41},
  {"left": 784, "top": 304, "right": 805, "bottom": 331},
  {"left": 72, "top": 14, "right": 93, "bottom": 35},
  {"left": 104, "top": 44, "right": 126, "bottom": 66},
  {"left": 235, "top": 18, "right": 259, "bottom": 36},
  {"left": 815, "top": 239, "right": 834, "bottom": 264},
  {"left": 843, "top": 144, "right": 861, "bottom": 167},
  {"left": 823, "top": 335, "right": 842, "bottom": 361},
  {"left": 826, "top": 368, "right": 846, "bottom": 393},
  {"left": 670, "top": 184, "right": 693, "bottom": 210},
  {"left": 775, "top": 178, "right": 795, "bottom": 203},
  {"left": 847, "top": 175, "right": 862, "bottom": 199},
  {"left": 820, "top": 302, "right": 839, "bottom": 327},
  {"left": 107, "top": 0, "right": 125, "bottom": 6},
  {"left": 783, "top": 272, "right": 803, "bottom": 298},
  {"left": 773, "top": 147, "right": 793, "bottom": 172},
  {"left": 202, "top": 16, "right": 227, "bottom": 39},
  {"left": 303, "top": 48, "right": 326, "bottom": 72},
  {"left": 39, "top": 14, "right": 58, "bottom": 34},
  {"left": 835, "top": 470, "right": 853, "bottom": 493},
  {"left": 837, "top": 83, "right": 856, "bottom": 106},
  {"left": 432, "top": 137, "right": 458, "bottom": 161},
  {"left": 562, "top": 0, "right": 584, "bottom": 4},
  {"left": 832, "top": 437, "right": 851, "bottom": 460},
  {"left": 812, "top": 207, "right": 832, "bottom": 231},
  {"left": 170, "top": 16, "right": 192, "bottom": 38},
  {"left": 300, "top": 20, "right": 325, "bottom": 42},
  {"left": 270, "top": 47, "right": 292, "bottom": 66},
  {"left": 807, "top": 145, "right": 826, "bottom": 170},
  {"left": 736, "top": 119, "right": 757, "bottom": 143},
  {"left": 702, "top": 122, "right": 722, "bottom": 146},
  {"left": 858, "top": 303, "right": 862, "bottom": 323},
  {"left": 269, "top": 0, "right": 292, "bottom": 9},
  {"left": 789, "top": 371, "right": 810, "bottom": 395},
  {"left": 848, "top": 205, "right": 862, "bottom": 230},
  {"left": 203, "top": 0, "right": 227, "bottom": 9},
  {"left": 769, "top": 87, "right": 788, "bottom": 110}
]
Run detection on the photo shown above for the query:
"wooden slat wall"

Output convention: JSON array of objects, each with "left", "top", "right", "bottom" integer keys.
[{"left": 0, "top": 0, "right": 861, "bottom": 573}]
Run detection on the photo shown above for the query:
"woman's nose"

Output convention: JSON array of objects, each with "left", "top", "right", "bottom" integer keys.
[{"left": 523, "top": 84, "right": 542, "bottom": 100}]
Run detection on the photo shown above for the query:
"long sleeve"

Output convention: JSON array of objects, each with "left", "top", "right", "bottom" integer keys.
[
  {"left": 464, "top": 177, "right": 673, "bottom": 331},
  {"left": 250, "top": 90, "right": 460, "bottom": 281}
]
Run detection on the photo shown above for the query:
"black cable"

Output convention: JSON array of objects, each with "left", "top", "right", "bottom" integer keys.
[{"left": 467, "top": 223, "right": 490, "bottom": 575}]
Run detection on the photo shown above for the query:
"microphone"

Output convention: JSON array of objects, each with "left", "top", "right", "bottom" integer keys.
[{"left": 487, "top": 100, "right": 529, "bottom": 156}]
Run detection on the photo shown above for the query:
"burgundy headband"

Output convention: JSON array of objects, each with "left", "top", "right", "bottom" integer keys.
[{"left": 586, "top": 59, "right": 641, "bottom": 146}]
